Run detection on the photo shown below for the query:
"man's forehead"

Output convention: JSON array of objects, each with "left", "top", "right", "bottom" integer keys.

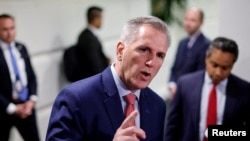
[{"left": 208, "top": 49, "right": 235, "bottom": 65}]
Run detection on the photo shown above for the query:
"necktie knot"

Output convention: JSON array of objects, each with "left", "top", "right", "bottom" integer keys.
[
  {"left": 124, "top": 94, "right": 136, "bottom": 105},
  {"left": 210, "top": 84, "right": 217, "bottom": 96},
  {"left": 8, "top": 44, "right": 13, "bottom": 50},
  {"left": 212, "top": 83, "right": 217, "bottom": 88}
]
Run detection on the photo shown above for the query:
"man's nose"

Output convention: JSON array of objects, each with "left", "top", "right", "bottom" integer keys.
[
  {"left": 214, "top": 67, "right": 223, "bottom": 76},
  {"left": 145, "top": 54, "right": 155, "bottom": 67}
]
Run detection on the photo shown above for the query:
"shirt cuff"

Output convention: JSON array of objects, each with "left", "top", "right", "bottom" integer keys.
[
  {"left": 169, "top": 81, "right": 177, "bottom": 88},
  {"left": 6, "top": 103, "right": 16, "bottom": 115},
  {"left": 29, "top": 95, "right": 38, "bottom": 102}
]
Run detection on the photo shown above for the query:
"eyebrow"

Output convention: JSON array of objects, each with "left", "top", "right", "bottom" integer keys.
[{"left": 210, "top": 60, "right": 232, "bottom": 68}]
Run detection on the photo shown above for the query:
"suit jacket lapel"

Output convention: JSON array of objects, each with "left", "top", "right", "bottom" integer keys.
[
  {"left": 223, "top": 76, "right": 237, "bottom": 124},
  {"left": 139, "top": 89, "right": 152, "bottom": 137},
  {"left": 177, "top": 38, "right": 189, "bottom": 65},
  {"left": 191, "top": 33, "right": 204, "bottom": 50},
  {"left": 15, "top": 43, "right": 26, "bottom": 59},
  {"left": 102, "top": 67, "right": 124, "bottom": 132},
  {"left": 191, "top": 71, "right": 205, "bottom": 134},
  {"left": 0, "top": 46, "right": 12, "bottom": 83}
]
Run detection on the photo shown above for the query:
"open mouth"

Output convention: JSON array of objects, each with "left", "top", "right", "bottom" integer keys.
[
  {"left": 141, "top": 71, "right": 151, "bottom": 80},
  {"left": 142, "top": 72, "right": 150, "bottom": 76}
]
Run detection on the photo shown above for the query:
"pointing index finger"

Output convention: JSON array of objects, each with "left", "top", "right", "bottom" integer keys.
[{"left": 120, "top": 110, "right": 138, "bottom": 129}]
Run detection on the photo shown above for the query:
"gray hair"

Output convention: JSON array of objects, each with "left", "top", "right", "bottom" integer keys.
[{"left": 120, "top": 16, "right": 171, "bottom": 47}]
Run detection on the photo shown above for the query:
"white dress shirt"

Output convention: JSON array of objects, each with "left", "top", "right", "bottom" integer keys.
[
  {"left": 0, "top": 41, "right": 37, "bottom": 114},
  {"left": 87, "top": 25, "right": 100, "bottom": 39},
  {"left": 199, "top": 72, "right": 228, "bottom": 141},
  {"left": 110, "top": 64, "right": 141, "bottom": 127}
]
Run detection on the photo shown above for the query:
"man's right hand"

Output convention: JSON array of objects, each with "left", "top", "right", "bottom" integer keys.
[
  {"left": 14, "top": 104, "right": 29, "bottom": 119},
  {"left": 113, "top": 110, "right": 146, "bottom": 141},
  {"left": 169, "top": 84, "right": 177, "bottom": 101}
]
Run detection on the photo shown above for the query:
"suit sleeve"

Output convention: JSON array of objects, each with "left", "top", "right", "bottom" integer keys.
[
  {"left": 0, "top": 93, "right": 11, "bottom": 111},
  {"left": 21, "top": 45, "right": 37, "bottom": 96},
  {"left": 169, "top": 41, "right": 183, "bottom": 83},
  {"left": 164, "top": 79, "right": 183, "bottom": 141},
  {"left": 46, "top": 88, "right": 85, "bottom": 141}
]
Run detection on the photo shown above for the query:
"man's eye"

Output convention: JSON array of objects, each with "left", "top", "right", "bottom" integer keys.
[
  {"left": 140, "top": 48, "right": 148, "bottom": 52},
  {"left": 212, "top": 63, "right": 218, "bottom": 68},
  {"left": 138, "top": 48, "right": 150, "bottom": 54},
  {"left": 157, "top": 53, "right": 165, "bottom": 59},
  {"left": 222, "top": 67, "right": 227, "bottom": 71}
]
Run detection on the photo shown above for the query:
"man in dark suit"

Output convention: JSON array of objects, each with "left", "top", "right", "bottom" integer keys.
[
  {"left": 164, "top": 37, "right": 250, "bottom": 141},
  {"left": 75, "top": 6, "right": 110, "bottom": 80},
  {"left": 46, "top": 16, "right": 171, "bottom": 141},
  {"left": 168, "top": 7, "right": 210, "bottom": 101},
  {"left": 0, "top": 14, "right": 40, "bottom": 141}
]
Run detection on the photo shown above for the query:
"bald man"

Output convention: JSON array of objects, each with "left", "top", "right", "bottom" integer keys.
[{"left": 168, "top": 7, "right": 210, "bottom": 101}]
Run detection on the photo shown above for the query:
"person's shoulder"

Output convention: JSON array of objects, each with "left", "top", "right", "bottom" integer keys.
[
  {"left": 55, "top": 75, "right": 101, "bottom": 105},
  {"left": 142, "top": 87, "right": 166, "bottom": 105},
  {"left": 83, "top": 28, "right": 91, "bottom": 33},
  {"left": 62, "top": 73, "right": 102, "bottom": 97},
  {"left": 178, "top": 70, "right": 204, "bottom": 83},
  {"left": 229, "top": 74, "right": 250, "bottom": 88},
  {"left": 179, "top": 37, "right": 188, "bottom": 43},
  {"left": 78, "top": 28, "right": 95, "bottom": 39},
  {"left": 176, "top": 37, "right": 189, "bottom": 48},
  {"left": 200, "top": 32, "right": 211, "bottom": 44},
  {"left": 78, "top": 28, "right": 89, "bottom": 36},
  {"left": 51, "top": 75, "right": 102, "bottom": 110},
  {"left": 15, "top": 41, "right": 26, "bottom": 48},
  {"left": 15, "top": 41, "right": 30, "bottom": 53}
]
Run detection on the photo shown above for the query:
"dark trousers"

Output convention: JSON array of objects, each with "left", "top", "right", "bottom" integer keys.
[{"left": 0, "top": 110, "right": 40, "bottom": 141}]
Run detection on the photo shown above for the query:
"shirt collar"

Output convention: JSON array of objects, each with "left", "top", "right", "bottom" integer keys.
[
  {"left": 0, "top": 40, "right": 15, "bottom": 50},
  {"left": 187, "top": 31, "right": 201, "bottom": 48},
  {"left": 110, "top": 63, "right": 141, "bottom": 100},
  {"left": 189, "top": 30, "right": 201, "bottom": 40},
  {"left": 87, "top": 25, "right": 99, "bottom": 38}
]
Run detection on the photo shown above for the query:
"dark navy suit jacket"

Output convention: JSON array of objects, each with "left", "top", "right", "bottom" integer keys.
[
  {"left": 0, "top": 42, "right": 37, "bottom": 112},
  {"left": 46, "top": 67, "right": 166, "bottom": 141},
  {"left": 169, "top": 33, "right": 210, "bottom": 83},
  {"left": 165, "top": 70, "right": 250, "bottom": 141}
]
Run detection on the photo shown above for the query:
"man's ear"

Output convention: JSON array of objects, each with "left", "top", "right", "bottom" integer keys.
[{"left": 116, "top": 41, "right": 125, "bottom": 61}]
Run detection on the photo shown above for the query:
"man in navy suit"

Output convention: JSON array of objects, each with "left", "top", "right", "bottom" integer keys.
[
  {"left": 46, "top": 16, "right": 171, "bottom": 141},
  {"left": 164, "top": 37, "right": 250, "bottom": 141},
  {"left": 168, "top": 7, "right": 210, "bottom": 101},
  {"left": 74, "top": 6, "right": 110, "bottom": 81},
  {"left": 0, "top": 14, "right": 40, "bottom": 141}
]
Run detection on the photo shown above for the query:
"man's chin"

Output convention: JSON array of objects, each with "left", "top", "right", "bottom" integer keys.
[
  {"left": 137, "top": 82, "right": 151, "bottom": 89},
  {"left": 212, "top": 79, "right": 222, "bottom": 84}
]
